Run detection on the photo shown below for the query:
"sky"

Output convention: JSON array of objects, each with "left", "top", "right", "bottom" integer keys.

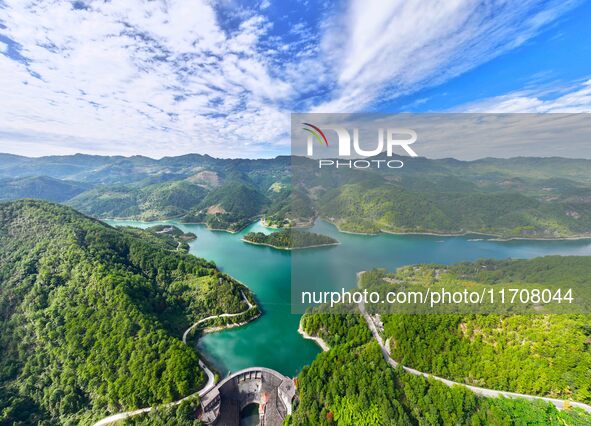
[{"left": 0, "top": 0, "right": 590, "bottom": 159}]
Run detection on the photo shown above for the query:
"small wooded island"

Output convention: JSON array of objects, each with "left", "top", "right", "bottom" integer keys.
[
  {"left": 143, "top": 225, "right": 197, "bottom": 252},
  {"left": 146, "top": 224, "right": 196, "bottom": 240},
  {"left": 243, "top": 229, "right": 339, "bottom": 250}
]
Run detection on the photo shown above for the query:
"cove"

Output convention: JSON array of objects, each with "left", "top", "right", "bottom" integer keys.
[{"left": 105, "top": 219, "right": 591, "bottom": 378}]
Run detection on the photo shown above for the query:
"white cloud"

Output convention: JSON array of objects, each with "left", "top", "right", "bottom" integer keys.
[
  {"left": 313, "top": 0, "right": 581, "bottom": 112},
  {"left": 0, "top": 0, "right": 292, "bottom": 157},
  {"left": 0, "top": 0, "right": 584, "bottom": 158},
  {"left": 462, "top": 79, "right": 591, "bottom": 113}
]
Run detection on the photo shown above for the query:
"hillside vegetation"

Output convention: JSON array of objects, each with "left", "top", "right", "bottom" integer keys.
[
  {"left": 307, "top": 157, "right": 591, "bottom": 238},
  {"left": 0, "top": 200, "right": 256, "bottom": 425},
  {"left": 290, "top": 308, "right": 591, "bottom": 425},
  {"left": 243, "top": 229, "right": 338, "bottom": 249},
  {"left": 1, "top": 154, "right": 591, "bottom": 236},
  {"left": 357, "top": 257, "right": 591, "bottom": 403},
  {"left": 0, "top": 176, "right": 87, "bottom": 202}
]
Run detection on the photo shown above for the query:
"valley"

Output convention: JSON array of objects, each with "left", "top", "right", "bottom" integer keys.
[
  {"left": 2, "top": 154, "right": 591, "bottom": 238},
  {"left": 3, "top": 154, "right": 591, "bottom": 425}
]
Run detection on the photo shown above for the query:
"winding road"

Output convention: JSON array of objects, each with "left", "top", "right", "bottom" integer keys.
[
  {"left": 93, "top": 291, "right": 255, "bottom": 426},
  {"left": 358, "top": 298, "right": 591, "bottom": 414}
]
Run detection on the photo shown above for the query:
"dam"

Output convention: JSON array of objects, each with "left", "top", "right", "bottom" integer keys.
[{"left": 199, "top": 367, "right": 296, "bottom": 425}]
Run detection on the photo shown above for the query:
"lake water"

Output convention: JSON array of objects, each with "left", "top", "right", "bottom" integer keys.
[{"left": 106, "top": 219, "right": 591, "bottom": 377}]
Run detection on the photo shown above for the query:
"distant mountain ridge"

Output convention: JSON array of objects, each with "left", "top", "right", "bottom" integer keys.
[
  {"left": 0, "top": 175, "right": 88, "bottom": 202},
  {"left": 1, "top": 153, "right": 591, "bottom": 237}
]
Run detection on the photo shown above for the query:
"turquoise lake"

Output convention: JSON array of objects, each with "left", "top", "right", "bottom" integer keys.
[{"left": 106, "top": 219, "right": 591, "bottom": 378}]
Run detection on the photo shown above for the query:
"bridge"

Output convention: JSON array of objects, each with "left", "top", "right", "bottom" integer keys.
[{"left": 199, "top": 367, "right": 296, "bottom": 425}]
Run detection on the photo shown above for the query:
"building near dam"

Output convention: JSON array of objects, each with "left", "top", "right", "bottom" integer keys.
[{"left": 199, "top": 367, "right": 296, "bottom": 425}]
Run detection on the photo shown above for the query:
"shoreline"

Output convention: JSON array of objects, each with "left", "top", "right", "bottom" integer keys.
[
  {"left": 102, "top": 217, "right": 250, "bottom": 234},
  {"left": 260, "top": 218, "right": 316, "bottom": 230},
  {"left": 323, "top": 218, "right": 591, "bottom": 241},
  {"left": 381, "top": 228, "right": 591, "bottom": 241},
  {"left": 182, "top": 220, "right": 252, "bottom": 234},
  {"left": 259, "top": 218, "right": 282, "bottom": 229},
  {"left": 298, "top": 318, "right": 330, "bottom": 352},
  {"left": 201, "top": 312, "right": 261, "bottom": 334},
  {"left": 104, "top": 217, "right": 591, "bottom": 242},
  {"left": 192, "top": 214, "right": 264, "bottom": 234},
  {"left": 241, "top": 238, "right": 340, "bottom": 251},
  {"left": 356, "top": 270, "right": 367, "bottom": 289}
]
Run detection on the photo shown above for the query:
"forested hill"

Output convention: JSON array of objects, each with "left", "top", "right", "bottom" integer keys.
[
  {"left": 291, "top": 256, "right": 591, "bottom": 425},
  {"left": 1, "top": 153, "right": 591, "bottom": 237},
  {"left": 0, "top": 200, "right": 255, "bottom": 425},
  {"left": 0, "top": 153, "right": 290, "bottom": 232},
  {"left": 291, "top": 311, "right": 591, "bottom": 425},
  {"left": 358, "top": 260, "right": 591, "bottom": 403},
  {"left": 243, "top": 229, "right": 338, "bottom": 249}
]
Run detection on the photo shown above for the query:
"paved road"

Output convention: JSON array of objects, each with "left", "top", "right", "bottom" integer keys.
[
  {"left": 358, "top": 300, "right": 591, "bottom": 414},
  {"left": 94, "top": 291, "right": 254, "bottom": 426}
]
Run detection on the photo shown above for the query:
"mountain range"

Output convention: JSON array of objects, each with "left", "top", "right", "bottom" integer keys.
[{"left": 1, "top": 153, "right": 591, "bottom": 237}]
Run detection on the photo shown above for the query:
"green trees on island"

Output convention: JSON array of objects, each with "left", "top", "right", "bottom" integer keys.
[
  {"left": 0, "top": 200, "right": 256, "bottom": 425},
  {"left": 243, "top": 229, "right": 338, "bottom": 249}
]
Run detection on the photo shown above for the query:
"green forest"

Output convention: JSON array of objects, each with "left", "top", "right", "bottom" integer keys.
[
  {"left": 1, "top": 154, "right": 591, "bottom": 236},
  {"left": 290, "top": 311, "right": 591, "bottom": 425},
  {"left": 141, "top": 225, "right": 197, "bottom": 252},
  {"left": 0, "top": 200, "right": 257, "bottom": 425},
  {"left": 243, "top": 229, "right": 338, "bottom": 249},
  {"left": 354, "top": 258, "right": 591, "bottom": 403},
  {"left": 119, "top": 396, "right": 201, "bottom": 426},
  {"left": 318, "top": 180, "right": 591, "bottom": 238},
  {"left": 1, "top": 153, "right": 591, "bottom": 425}
]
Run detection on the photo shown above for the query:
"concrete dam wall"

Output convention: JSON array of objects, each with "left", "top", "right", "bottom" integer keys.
[{"left": 199, "top": 367, "right": 296, "bottom": 425}]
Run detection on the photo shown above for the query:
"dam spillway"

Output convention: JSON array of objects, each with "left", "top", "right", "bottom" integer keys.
[{"left": 199, "top": 367, "right": 296, "bottom": 425}]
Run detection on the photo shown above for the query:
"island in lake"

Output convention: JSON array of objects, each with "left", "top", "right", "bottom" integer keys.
[
  {"left": 142, "top": 224, "right": 197, "bottom": 251},
  {"left": 243, "top": 229, "right": 339, "bottom": 250},
  {"left": 147, "top": 224, "right": 197, "bottom": 241}
]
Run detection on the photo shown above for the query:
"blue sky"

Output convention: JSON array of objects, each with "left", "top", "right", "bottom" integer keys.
[{"left": 0, "top": 0, "right": 590, "bottom": 158}]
